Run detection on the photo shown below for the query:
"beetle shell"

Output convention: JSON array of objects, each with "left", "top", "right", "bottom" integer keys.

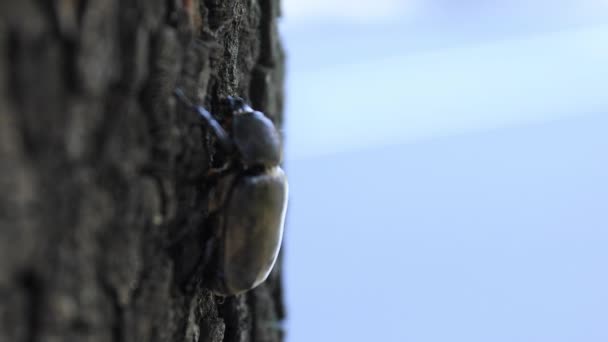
[
  {"left": 210, "top": 166, "right": 288, "bottom": 296},
  {"left": 232, "top": 110, "right": 282, "bottom": 166}
]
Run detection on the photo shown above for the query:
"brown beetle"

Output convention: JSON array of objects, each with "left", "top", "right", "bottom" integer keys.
[{"left": 174, "top": 89, "right": 288, "bottom": 296}]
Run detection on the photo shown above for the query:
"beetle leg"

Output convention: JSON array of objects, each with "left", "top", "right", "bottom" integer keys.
[
  {"left": 205, "top": 160, "right": 233, "bottom": 178},
  {"left": 173, "top": 88, "right": 235, "bottom": 153},
  {"left": 194, "top": 105, "right": 235, "bottom": 153}
]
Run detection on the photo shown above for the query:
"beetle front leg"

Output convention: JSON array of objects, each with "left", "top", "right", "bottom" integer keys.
[
  {"left": 205, "top": 160, "right": 233, "bottom": 178},
  {"left": 173, "top": 88, "right": 235, "bottom": 153}
]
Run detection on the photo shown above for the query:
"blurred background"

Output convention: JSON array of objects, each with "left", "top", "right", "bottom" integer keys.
[{"left": 279, "top": 1, "right": 608, "bottom": 341}]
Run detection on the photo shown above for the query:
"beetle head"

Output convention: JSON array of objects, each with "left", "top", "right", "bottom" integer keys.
[
  {"left": 223, "top": 97, "right": 283, "bottom": 168},
  {"left": 224, "top": 96, "right": 254, "bottom": 115}
]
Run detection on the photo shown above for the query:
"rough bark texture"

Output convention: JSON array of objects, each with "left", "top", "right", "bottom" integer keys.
[{"left": 0, "top": 1, "right": 285, "bottom": 341}]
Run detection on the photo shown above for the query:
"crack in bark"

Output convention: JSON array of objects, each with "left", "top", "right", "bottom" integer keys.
[{"left": 20, "top": 271, "right": 42, "bottom": 342}]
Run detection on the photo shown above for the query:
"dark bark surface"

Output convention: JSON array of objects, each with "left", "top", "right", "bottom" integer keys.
[{"left": 0, "top": 1, "right": 285, "bottom": 341}]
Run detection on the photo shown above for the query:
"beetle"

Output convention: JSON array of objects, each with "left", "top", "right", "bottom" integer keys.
[{"left": 173, "top": 88, "right": 288, "bottom": 296}]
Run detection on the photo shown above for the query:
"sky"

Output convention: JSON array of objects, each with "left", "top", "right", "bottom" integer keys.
[
  {"left": 285, "top": 114, "right": 608, "bottom": 342},
  {"left": 280, "top": 0, "right": 608, "bottom": 160},
  {"left": 279, "top": 1, "right": 608, "bottom": 341}
]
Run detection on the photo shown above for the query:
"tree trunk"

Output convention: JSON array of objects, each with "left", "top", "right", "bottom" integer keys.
[{"left": 0, "top": 1, "right": 285, "bottom": 341}]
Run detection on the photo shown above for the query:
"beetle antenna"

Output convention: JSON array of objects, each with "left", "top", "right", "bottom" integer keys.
[{"left": 173, "top": 88, "right": 234, "bottom": 153}]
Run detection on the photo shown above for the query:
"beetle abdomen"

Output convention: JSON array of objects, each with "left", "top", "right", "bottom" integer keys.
[{"left": 212, "top": 166, "right": 288, "bottom": 295}]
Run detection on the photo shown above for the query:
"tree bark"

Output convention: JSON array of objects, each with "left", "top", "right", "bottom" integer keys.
[{"left": 0, "top": 1, "right": 285, "bottom": 341}]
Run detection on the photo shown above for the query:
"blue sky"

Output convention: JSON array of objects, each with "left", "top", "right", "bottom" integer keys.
[
  {"left": 279, "top": 1, "right": 608, "bottom": 341},
  {"left": 280, "top": 0, "right": 608, "bottom": 160},
  {"left": 285, "top": 114, "right": 608, "bottom": 342}
]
